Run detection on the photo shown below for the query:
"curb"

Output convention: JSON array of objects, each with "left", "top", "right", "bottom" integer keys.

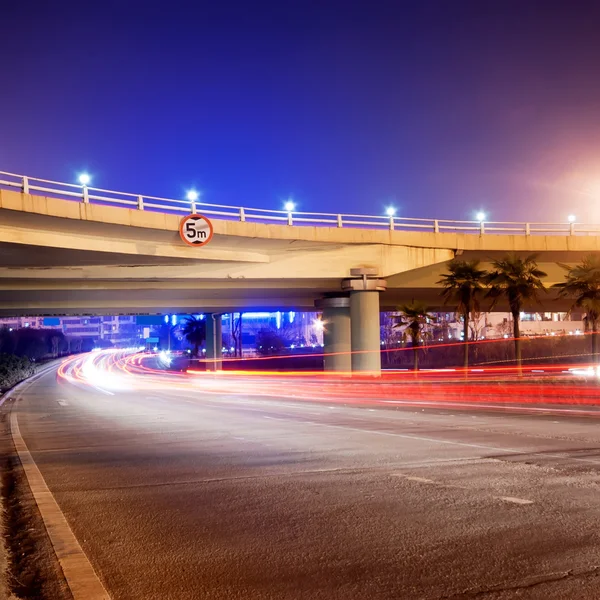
[{"left": 6, "top": 363, "right": 111, "bottom": 600}]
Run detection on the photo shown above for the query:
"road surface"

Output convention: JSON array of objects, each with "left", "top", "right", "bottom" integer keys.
[{"left": 12, "top": 359, "right": 600, "bottom": 599}]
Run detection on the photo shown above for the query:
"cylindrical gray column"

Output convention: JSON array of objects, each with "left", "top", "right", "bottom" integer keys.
[
  {"left": 342, "top": 272, "right": 386, "bottom": 374},
  {"left": 205, "top": 314, "right": 223, "bottom": 371},
  {"left": 315, "top": 296, "right": 351, "bottom": 372},
  {"left": 349, "top": 291, "right": 382, "bottom": 373}
]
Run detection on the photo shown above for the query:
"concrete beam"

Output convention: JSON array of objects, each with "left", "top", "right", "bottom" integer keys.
[
  {"left": 0, "top": 222, "right": 269, "bottom": 264},
  {"left": 5, "top": 189, "right": 600, "bottom": 254}
]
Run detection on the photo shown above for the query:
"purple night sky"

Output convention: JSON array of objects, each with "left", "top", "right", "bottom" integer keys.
[{"left": 2, "top": 0, "right": 600, "bottom": 222}]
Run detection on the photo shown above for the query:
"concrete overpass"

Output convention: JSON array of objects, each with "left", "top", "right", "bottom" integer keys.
[{"left": 2, "top": 173, "right": 600, "bottom": 371}]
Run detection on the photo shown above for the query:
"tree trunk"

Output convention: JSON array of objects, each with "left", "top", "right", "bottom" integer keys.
[
  {"left": 512, "top": 310, "right": 522, "bottom": 374},
  {"left": 592, "top": 319, "right": 598, "bottom": 364},
  {"left": 412, "top": 343, "right": 419, "bottom": 371},
  {"left": 230, "top": 313, "right": 237, "bottom": 357},
  {"left": 462, "top": 311, "right": 469, "bottom": 370}
]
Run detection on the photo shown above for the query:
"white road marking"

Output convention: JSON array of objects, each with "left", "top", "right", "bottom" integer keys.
[
  {"left": 303, "top": 420, "right": 527, "bottom": 454},
  {"left": 499, "top": 496, "right": 534, "bottom": 505},
  {"left": 56, "top": 399, "right": 69, "bottom": 406},
  {"left": 406, "top": 476, "right": 435, "bottom": 483},
  {"left": 297, "top": 419, "right": 600, "bottom": 466},
  {"left": 383, "top": 399, "right": 600, "bottom": 417},
  {"left": 392, "top": 474, "right": 436, "bottom": 484},
  {"left": 92, "top": 386, "right": 114, "bottom": 396},
  {"left": 169, "top": 397, "right": 600, "bottom": 467}
]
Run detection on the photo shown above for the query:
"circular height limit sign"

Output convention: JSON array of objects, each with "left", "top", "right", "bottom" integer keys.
[{"left": 179, "top": 214, "right": 214, "bottom": 247}]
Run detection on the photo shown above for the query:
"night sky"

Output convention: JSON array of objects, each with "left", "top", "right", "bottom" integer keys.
[{"left": 3, "top": 1, "right": 600, "bottom": 222}]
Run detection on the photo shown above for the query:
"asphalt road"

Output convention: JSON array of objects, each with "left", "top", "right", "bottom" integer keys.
[{"left": 13, "top": 367, "right": 600, "bottom": 599}]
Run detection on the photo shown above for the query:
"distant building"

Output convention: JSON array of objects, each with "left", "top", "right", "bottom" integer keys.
[
  {"left": 0, "top": 315, "right": 141, "bottom": 345},
  {"left": 430, "top": 311, "right": 585, "bottom": 340}
]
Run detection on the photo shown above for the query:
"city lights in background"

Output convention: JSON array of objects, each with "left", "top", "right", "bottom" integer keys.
[
  {"left": 568, "top": 214, "right": 576, "bottom": 223},
  {"left": 78, "top": 173, "right": 91, "bottom": 185},
  {"left": 186, "top": 190, "right": 199, "bottom": 202},
  {"left": 385, "top": 206, "right": 397, "bottom": 217},
  {"left": 313, "top": 318, "right": 325, "bottom": 332},
  {"left": 476, "top": 211, "right": 486, "bottom": 222},
  {"left": 284, "top": 199, "right": 295, "bottom": 212}
]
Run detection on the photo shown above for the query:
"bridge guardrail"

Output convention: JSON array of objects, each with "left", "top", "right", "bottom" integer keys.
[{"left": 0, "top": 170, "right": 595, "bottom": 236}]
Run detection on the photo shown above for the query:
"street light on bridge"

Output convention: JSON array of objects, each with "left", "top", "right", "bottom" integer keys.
[
  {"left": 186, "top": 190, "right": 199, "bottom": 202},
  {"left": 385, "top": 206, "right": 397, "bottom": 217},
  {"left": 476, "top": 211, "right": 486, "bottom": 222},
  {"left": 568, "top": 214, "right": 576, "bottom": 223},
  {"left": 78, "top": 173, "right": 91, "bottom": 186},
  {"left": 284, "top": 199, "right": 296, "bottom": 212}
]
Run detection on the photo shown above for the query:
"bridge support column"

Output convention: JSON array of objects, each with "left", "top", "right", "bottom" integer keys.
[
  {"left": 315, "top": 296, "right": 351, "bottom": 372},
  {"left": 342, "top": 269, "right": 387, "bottom": 374},
  {"left": 205, "top": 314, "right": 222, "bottom": 371}
]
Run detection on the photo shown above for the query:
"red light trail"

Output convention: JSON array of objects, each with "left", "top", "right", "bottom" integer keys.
[{"left": 55, "top": 348, "right": 600, "bottom": 418}]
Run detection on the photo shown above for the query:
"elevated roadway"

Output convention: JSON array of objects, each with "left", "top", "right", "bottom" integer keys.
[{"left": 1, "top": 187, "right": 598, "bottom": 316}]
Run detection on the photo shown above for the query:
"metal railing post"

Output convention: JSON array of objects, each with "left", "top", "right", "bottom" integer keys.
[
  {"left": 22, "top": 176, "right": 29, "bottom": 194},
  {"left": 433, "top": 219, "right": 439, "bottom": 233},
  {"left": 239, "top": 207, "right": 246, "bottom": 222},
  {"left": 480, "top": 221, "right": 485, "bottom": 235},
  {"left": 137, "top": 195, "right": 144, "bottom": 210},
  {"left": 287, "top": 211, "right": 293, "bottom": 226},
  {"left": 337, "top": 214, "right": 343, "bottom": 228},
  {"left": 190, "top": 201, "right": 196, "bottom": 213},
  {"left": 570, "top": 222, "right": 575, "bottom": 236},
  {"left": 389, "top": 216, "right": 395, "bottom": 231},
  {"left": 82, "top": 185, "right": 89, "bottom": 204},
  {"left": 525, "top": 223, "right": 530, "bottom": 235}
]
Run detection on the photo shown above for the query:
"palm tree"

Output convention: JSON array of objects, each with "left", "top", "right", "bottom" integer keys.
[
  {"left": 485, "top": 254, "right": 547, "bottom": 369},
  {"left": 181, "top": 315, "right": 206, "bottom": 357},
  {"left": 396, "top": 301, "right": 435, "bottom": 371},
  {"left": 553, "top": 255, "right": 600, "bottom": 363},
  {"left": 437, "top": 260, "right": 487, "bottom": 369}
]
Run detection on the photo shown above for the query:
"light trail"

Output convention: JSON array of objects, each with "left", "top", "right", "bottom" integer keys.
[{"left": 55, "top": 349, "right": 600, "bottom": 415}]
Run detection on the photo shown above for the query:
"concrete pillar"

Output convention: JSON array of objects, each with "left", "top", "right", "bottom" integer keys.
[
  {"left": 205, "top": 314, "right": 222, "bottom": 370},
  {"left": 315, "top": 296, "right": 351, "bottom": 372},
  {"left": 342, "top": 270, "right": 387, "bottom": 374}
]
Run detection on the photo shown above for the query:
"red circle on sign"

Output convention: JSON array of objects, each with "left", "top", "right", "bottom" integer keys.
[{"left": 179, "top": 214, "right": 214, "bottom": 247}]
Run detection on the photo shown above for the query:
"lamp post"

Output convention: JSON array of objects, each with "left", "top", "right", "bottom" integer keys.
[{"left": 284, "top": 199, "right": 295, "bottom": 225}]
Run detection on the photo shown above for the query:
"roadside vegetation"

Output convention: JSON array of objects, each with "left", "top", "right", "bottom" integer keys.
[
  {"left": 0, "top": 326, "right": 91, "bottom": 391},
  {"left": 0, "top": 354, "right": 35, "bottom": 392},
  {"left": 389, "top": 253, "right": 598, "bottom": 371}
]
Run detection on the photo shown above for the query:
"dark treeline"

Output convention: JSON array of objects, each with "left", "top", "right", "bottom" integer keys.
[
  {"left": 0, "top": 326, "right": 96, "bottom": 391},
  {"left": 0, "top": 326, "right": 95, "bottom": 361}
]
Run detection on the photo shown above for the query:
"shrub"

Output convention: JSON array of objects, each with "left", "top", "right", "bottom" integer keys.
[{"left": 0, "top": 353, "right": 36, "bottom": 391}]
